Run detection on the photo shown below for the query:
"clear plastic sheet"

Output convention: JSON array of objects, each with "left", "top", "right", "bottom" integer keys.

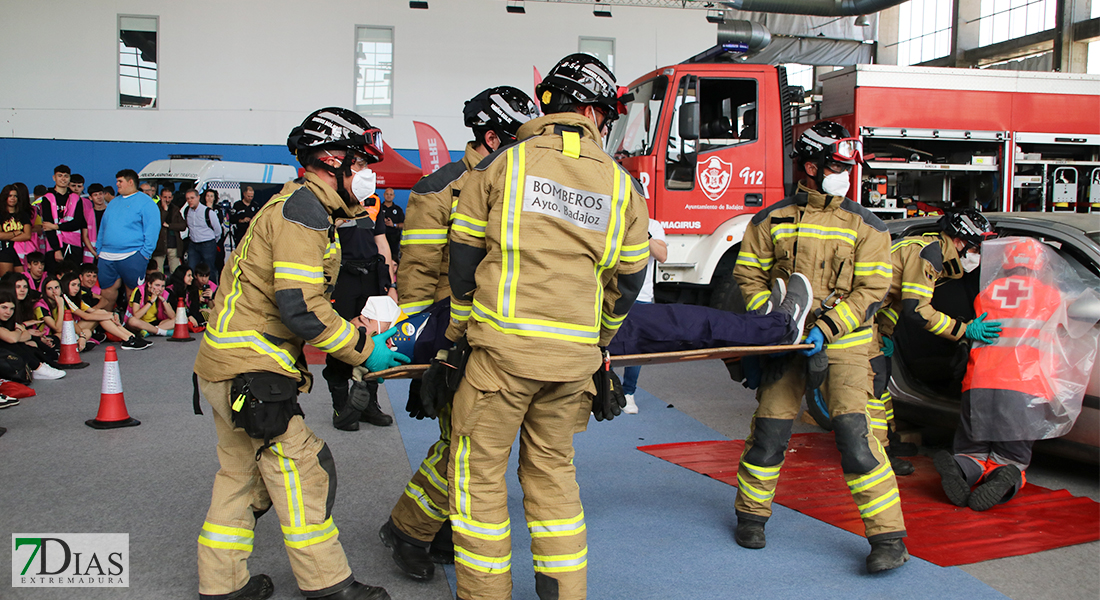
[{"left": 965, "top": 237, "right": 1100, "bottom": 441}]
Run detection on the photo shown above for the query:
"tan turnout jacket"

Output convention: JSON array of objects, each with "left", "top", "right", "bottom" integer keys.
[
  {"left": 397, "top": 143, "right": 484, "bottom": 314},
  {"left": 194, "top": 173, "right": 375, "bottom": 389},
  {"left": 876, "top": 232, "right": 967, "bottom": 340},
  {"left": 446, "top": 112, "right": 650, "bottom": 381}
]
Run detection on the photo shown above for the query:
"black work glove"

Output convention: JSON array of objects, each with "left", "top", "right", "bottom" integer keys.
[
  {"left": 419, "top": 336, "right": 471, "bottom": 419},
  {"left": 347, "top": 379, "right": 375, "bottom": 412},
  {"left": 805, "top": 350, "right": 830, "bottom": 392},
  {"left": 591, "top": 348, "right": 627, "bottom": 422},
  {"left": 405, "top": 379, "right": 429, "bottom": 420}
]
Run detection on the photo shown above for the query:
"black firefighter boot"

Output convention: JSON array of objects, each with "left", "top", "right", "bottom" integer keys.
[
  {"left": 429, "top": 520, "right": 455, "bottom": 564},
  {"left": 734, "top": 514, "right": 766, "bottom": 549},
  {"left": 313, "top": 581, "right": 390, "bottom": 600},
  {"left": 199, "top": 574, "right": 274, "bottom": 600},
  {"left": 378, "top": 519, "right": 435, "bottom": 581},
  {"left": 356, "top": 381, "right": 393, "bottom": 427},
  {"left": 968, "top": 464, "right": 1022, "bottom": 512},
  {"left": 330, "top": 381, "right": 360, "bottom": 432},
  {"left": 866, "top": 537, "right": 910, "bottom": 573}
]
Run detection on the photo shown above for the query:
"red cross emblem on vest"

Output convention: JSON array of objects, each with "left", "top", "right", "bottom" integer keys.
[{"left": 990, "top": 277, "right": 1033, "bottom": 310}]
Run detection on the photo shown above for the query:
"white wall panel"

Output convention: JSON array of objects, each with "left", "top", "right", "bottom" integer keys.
[{"left": 0, "top": 0, "right": 714, "bottom": 150}]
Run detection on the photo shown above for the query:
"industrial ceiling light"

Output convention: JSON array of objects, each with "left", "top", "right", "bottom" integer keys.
[
  {"left": 854, "top": 14, "right": 870, "bottom": 26},
  {"left": 409, "top": 1, "right": 428, "bottom": 9},
  {"left": 706, "top": 9, "right": 724, "bottom": 24},
  {"left": 593, "top": 2, "right": 612, "bottom": 17},
  {"left": 507, "top": 1, "right": 526, "bottom": 14}
]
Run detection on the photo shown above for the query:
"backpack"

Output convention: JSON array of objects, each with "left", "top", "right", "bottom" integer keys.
[{"left": 184, "top": 205, "right": 217, "bottom": 231}]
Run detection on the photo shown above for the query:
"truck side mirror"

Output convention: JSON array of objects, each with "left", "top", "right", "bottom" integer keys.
[{"left": 679, "top": 101, "right": 700, "bottom": 141}]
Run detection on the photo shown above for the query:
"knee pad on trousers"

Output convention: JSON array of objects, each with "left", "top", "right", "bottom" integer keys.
[
  {"left": 744, "top": 418, "right": 794, "bottom": 467},
  {"left": 832, "top": 413, "right": 878, "bottom": 474},
  {"left": 869, "top": 354, "right": 888, "bottom": 399},
  {"left": 535, "top": 573, "right": 559, "bottom": 600},
  {"left": 317, "top": 443, "right": 337, "bottom": 519}
]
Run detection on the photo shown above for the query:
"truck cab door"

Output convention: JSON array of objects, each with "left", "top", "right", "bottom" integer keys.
[{"left": 662, "top": 73, "right": 766, "bottom": 236}]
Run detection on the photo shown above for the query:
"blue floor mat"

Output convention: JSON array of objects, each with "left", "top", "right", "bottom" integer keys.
[{"left": 384, "top": 381, "right": 1007, "bottom": 600}]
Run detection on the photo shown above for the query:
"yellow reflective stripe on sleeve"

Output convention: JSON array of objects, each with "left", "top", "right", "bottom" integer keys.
[
  {"left": 619, "top": 240, "right": 650, "bottom": 263},
  {"left": 600, "top": 312, "right": 626, "bottom": 330},
  {"left": 858, "top": 489, "right": 901, "bottom": 518},
  {"left": 879, "top": 307, "right": 899, "bottom": 324},
  {"left": 736, "top": 251, "right": 775, "bottom": 271},
  {"left": 736, "top": 473, "right": 776, "bottom": 502},
  {"left": 400, "top": 299, "right": 433, "bottom": 315},
  {"left": 272, "top": 442, "right": 306, "bottom": 528},
  {"left": 891, "top": 238, "right": 930, "bottom": 252},
  {"left": 928, "top": 312, "right": 952, "bottom": 335},
  {"left": 451, "top": 214, "right": 487, "bottom": 238},
  {"left": 533, "top": 547, "right": 588, "bottom": 573},
  {"left": 273, "top": 261, "right": 324, "bottom": 284},
  {"left": 198, "top": 522, "right": 254, "bottom": 551},
  {"left": 528, "top": 512, "right": 586, "bottom": 538},
  {"left": 835, "top": 302, "right": 861, "bottom": 330},
  {"left": 562, "top": 130, "right": 581, "bottom": 159},
  {"left": 747, "top": 291, "right": 771, "bottom": 311},
  {"left": 401, "top": 228, "right": 449, "bottom": 245},
  {"left": 473, "top": 300, "right": 599, "bottom": 343},
  {"left": 323, "top": 239, "right": 339, "bottom": 260},
  {"left": 901, "top": 282, "right": 934, "bottom": 298},
  {"left": 314, "top": 320, "right": 355, "bottom": 353},
  {"left": 454, "top": 545, "right": 511, "bottom": 574},
  {"left": 203, "top": 327, "right": 299, "bottom": 375},
  {"left": 825, "top": 327, "right": 873, "bottom": 350},
  {"left": 452, "top": 515, "right": 510, "bottom": 541},
  {"left": 740, "top": 461, "right": 781, "bottom": 481},
  {"left": 451, "top": 302, "right": 472, "bottom": 322},
  {"left": 404, "top": 482, "right": 447, "bottom": 522},
  {"left": 854, "top": 261, "right": 892, "bottom": 277},
  {"left": 281, "top": 517, "right": 339, "bottom": 549},
  {"left": 498, "top": 144, "right": 525, "bottom": 318},
  {"left": 847, "top": 462, "right": 893, "bottom": 494}
]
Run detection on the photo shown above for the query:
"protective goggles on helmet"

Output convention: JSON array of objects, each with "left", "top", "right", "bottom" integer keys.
[
  {"left": 828, "top": 137, "right": 863, "bottom": 164},
  {"left": 356, "top": 127, "right": 384, "bottom": 164}
]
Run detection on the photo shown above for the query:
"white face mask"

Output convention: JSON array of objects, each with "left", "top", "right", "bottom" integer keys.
[
  {"left": 960, "top": 252, "right": 981, "bottom": 273},
  {"left": 821, "top": 171, "right": 850, "bottom": 197},
  {"left": 351, "top": 167, "right": 377, "bottom": 203}
]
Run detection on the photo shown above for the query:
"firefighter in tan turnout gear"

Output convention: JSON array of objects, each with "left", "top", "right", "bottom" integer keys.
[
  {"left": 193, "top": 108, "right": 409, "bottom": 600},
  {"left": 433, "top": 54, "right": 649, "bottom": 600},
  {"left": 379, "top": 86, "right": 539, "bottom": 582},
  {"left": 732, "top": 121, "right": 910, "bottom": 573}
]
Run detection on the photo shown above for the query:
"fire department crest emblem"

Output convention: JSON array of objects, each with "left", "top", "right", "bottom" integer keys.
[{"left": 698, "top": 156, "right": 733, "bottom": 201}]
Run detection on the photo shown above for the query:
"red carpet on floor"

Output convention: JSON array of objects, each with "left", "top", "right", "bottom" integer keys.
[{"left": 638, "top": 433, "right": 1100, "bottom": 567}]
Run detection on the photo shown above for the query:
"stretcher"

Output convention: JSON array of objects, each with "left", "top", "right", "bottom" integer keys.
[{"left": 362, "top": 343, "right": 812, "bottom": 380}]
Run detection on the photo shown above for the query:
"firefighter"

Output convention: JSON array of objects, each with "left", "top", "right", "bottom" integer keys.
[
  {"left": 732, "top": 121, "right": 909, "bottom": 573},
  {"left": 193, "top": 108, "right": 408, "bottom": 600},
  {"left": 871, "top": 209, "right": 1001, "bottom": 475},
  {"left": 936, "top": 238, "right": 1060, "bottom": 511},
  {"left": 438, "top": 54, "right": 649, "bottom": 600},
  {"left": 379, "top": 86, "right": 539, "bottom": 581}
]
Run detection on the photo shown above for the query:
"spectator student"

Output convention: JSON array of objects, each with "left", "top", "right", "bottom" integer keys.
[
  {"left": 95, "top": 169, "right": 161, "bottom": 313},
  {"left": 183, "top": 189, "right": 222, "bottom": 283}
]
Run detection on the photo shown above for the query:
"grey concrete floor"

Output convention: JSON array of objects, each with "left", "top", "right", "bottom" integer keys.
[{"left": 640, "top": 360, "right": 1100, "bottom": 600}]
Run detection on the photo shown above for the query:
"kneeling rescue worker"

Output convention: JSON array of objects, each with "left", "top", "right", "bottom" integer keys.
[
  {"left": 732, "top": 121, "right": 910, "bottom": 573},
  {"left": 439, "top": 53, "right": 649, "bottom": 599},
  {"left": 193, "top": 107, "right": 409, "bottom": 600}
]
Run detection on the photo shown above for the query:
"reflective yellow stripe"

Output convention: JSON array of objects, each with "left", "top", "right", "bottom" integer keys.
[
  {"left": 591, "top": 167, "right": 630, "bottom": 334},
  {"left": 203, "top": 327, "right": 298, "bottom": 375},
  {"left": 835, "top": 301, "right": 860, "bottom": 330},
  {"left": 473, "top": 300, "right": 598, "bottom": 343},
  {"left": 498, "top": 145, "right": 525, "bottom": 318},
  {"left": 216, "top": 195, "right": 289, "bottom": 334},
  {"left": 747, "top": 291, "right": 771, "bottom": 311},
  {"left": 273, "top": 261, "right": 324, "bottom": 285},
  {"left": 273, "top": 442, "right": 306, "bottom": 528},
  {"left": 740, "top": 461, "right": 781, "bottom": 481},
  {"left": 198, "top": 522, "right": 254, "bottom": 551},
  {"left": 418, "top": 441, "right": 449, "bottom": 495},
  {"left": 454, "top": 435, "right": 471, "bottom": 518},
  {"left": 404, "top": 482, "right": 447, "bottom": 522},
  {"left": 452, "top": 515, "right": 510, "bottom": 541},
  {"left": 901, "top": 282, "right": 934, "bottom": 298},
  {"left": 281, "top": 517, "right": 339, "bottom": 549},
  {"left": 847, "top": 462, "right": 893, "bottom": 493},
  {"left": 454, "top": 545, "right": 511, "bottom": 574},
  {"left": 619, "top": 240, "right": 650, "bottom": 263},
  {"left": 825, "top": 327, "right": 873, "bottom": 350},
  {"left": 737, "top": 472, "right": 775, "bottom": 502},
  {"left": 533, "top": 547, "right": 587, "bottom": 573},
  {"left": 772, "top": 223, "right": 857, "bottom": 246},
  {"left": 450, "top": 302, "right": 472, "bottom": 322},
  {"left": 562, "top": 130, "right": 581, "bottom": 159},
  {"left": 323, "top": 239, "right": 339, "bottom": 260},
  {"left": 891, "top": 237, "right": 931, "bottom": 252},
  {"left": 879, "top": 307, "right": 899, "bottom": 324},
  {"left": 854, "top": 261, "right": 892, "bottom": 277},
  {"left": 451, "top": 214, "right": 487, "bottom": 238},
  {"left": 528, "top": 512, "right": 586, "bottom": 538},
  {"left": 736, "top": 251, "right": 775, "bottom": 271},
  {"left": 858, "top": 489, "right": 901, "bottom": 518},
  {"left": 928, "top": 313, "right": 951, "bottom": 335},
  {"left": 314, "top": 320, "right": 354, "bottom": 353},
  {"left": 400, "top": 299, "right": 433, "bottom": 315},
  {"left": 401, "top": 228, "right": 449, "bottom": 245}
]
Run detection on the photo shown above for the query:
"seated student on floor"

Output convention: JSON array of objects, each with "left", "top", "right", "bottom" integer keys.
[
  {"left": 78, "top": 264, "right": 101, "bottom": 307},
  {"left": 0, "top": 288, "right": 65, "bottom": 380},
  {"left": 36, "top": 276, "right": 148, "bottom": 351},
  {"left": 126, "top": 271, "right": 175, "bottom": 337},
  {"left": 193, "top": 262, "right": 217, "bottom": 324},
  {"left": 166, "top": 265, "right": 203, "bottom": 329},
  {"left": 23, "top": 251, "right": 48, "bottom": 302}
]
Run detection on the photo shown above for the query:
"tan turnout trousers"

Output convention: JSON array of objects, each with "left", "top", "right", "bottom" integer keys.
[
  {"left": 389, "top": 402, "right": 454, "bottom": 542},
  {"left": 197, "top": 377, "right": 353, "bottom": 597},
  {"left": 734, "top": 340, "right": 906, "bottom": 539},
  {"left": 448, "top": 349, "right": 593, "bottom": 600}
]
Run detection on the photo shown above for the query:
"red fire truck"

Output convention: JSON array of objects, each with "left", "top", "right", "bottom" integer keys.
[{"left": 607, "top": 59, "right": 1100, "bottom": 309}]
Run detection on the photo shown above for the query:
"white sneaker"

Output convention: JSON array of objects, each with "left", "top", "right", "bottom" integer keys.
[
  {"left": 623, "top": 393, "right": 639, "bottom": 414},
  {"left": 34, "top": 363, "right": 66, "bottom": 380}
]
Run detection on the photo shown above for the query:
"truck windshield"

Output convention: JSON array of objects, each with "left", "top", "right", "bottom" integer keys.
[{"left": 606, "top": 76, "right": 668, "bottom": 158}]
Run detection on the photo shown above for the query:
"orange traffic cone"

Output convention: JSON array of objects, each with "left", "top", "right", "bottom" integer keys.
[
  {"left": 57, "top": 310, "right": 89, "bottom": 369},
  {"left": 85, "top": 346, "right": 140, "bottom": 429},
  {"left": 166, "top": 297, "right": 194, "bottom": 342}
]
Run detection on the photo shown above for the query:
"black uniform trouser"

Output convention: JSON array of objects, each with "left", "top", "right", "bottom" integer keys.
[{"left": 321, "top": 260, "right": 388, "bottom": 415}]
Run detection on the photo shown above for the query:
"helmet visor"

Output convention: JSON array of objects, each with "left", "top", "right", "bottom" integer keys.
[
  {"left": 830, "top": 137, "right": 863, "bottom": 163},
  {"left": 359, "top": 128, "right": 384, "bottom": 163}
]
